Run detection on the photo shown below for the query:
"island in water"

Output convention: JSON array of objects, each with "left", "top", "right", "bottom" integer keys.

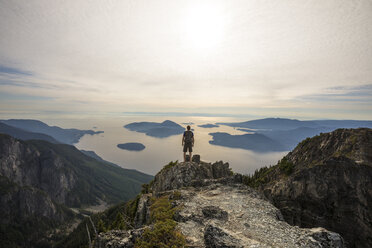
[
  {"left": 117, "top": 142, "right": 146, "bottom": 151},
  {"left": 209, "top": 132, "right": 287, "bottom": 152},
  {"left": 198, "top": 123, "right": 219, "bottom": 128},
  {"left": 124, "top": 120, "right": 185, "bottom": 138}
]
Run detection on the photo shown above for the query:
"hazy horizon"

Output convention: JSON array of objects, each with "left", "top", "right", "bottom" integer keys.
[{"left": 1, "top": 0, "right": 372, "bottom": 120}]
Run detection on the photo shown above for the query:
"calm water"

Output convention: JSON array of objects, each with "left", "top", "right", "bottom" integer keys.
[{"left": 45, "top": 116, "right": 288, "bottom": 176}]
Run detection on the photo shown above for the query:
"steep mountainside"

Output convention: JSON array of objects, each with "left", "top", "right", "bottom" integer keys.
[
  {"left": 245, "top": 128, "right": 372, "bottom": 247},
  {"left": 65, "top": 159, "right": 344, "bottom": 248},
  {"left": 1, "top": 119, "right": 103, "bottom": 144},
  {"left": 0, "top": 134, "right": 153, "bottom": 247}
]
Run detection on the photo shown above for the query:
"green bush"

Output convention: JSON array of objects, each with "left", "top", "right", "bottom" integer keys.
[
  {"left": 241, "top": 166, "right": 274, "bottom": 188},
  {"left": 241, "top": 157, "right": 295, "bottom": 188},
  {"left": 134, "top": 194, "right": 185, "bottom": 247},
  {"left": 97, "top": 219, "right": 107, "bottom": 233},
  {"left": 160, "top": 161, "right": 178, "bottom": 173},
  {"left": 149, "top": 196, "right": 176, "bottom": 222},
  {"left": 110, "top": 212, "right": 126, "bottom": 230},
  {"left": 125, "top": 195, "right": 141, "bottom": 222},
  {"left": 134, "top": 219, "right": 185, "bottom": 248},
  {"left": 278, "top": 157, "right": 294, "bottom": 175},
  {"left": 141, "top": 183, "right": 151, "bottom": 194}
]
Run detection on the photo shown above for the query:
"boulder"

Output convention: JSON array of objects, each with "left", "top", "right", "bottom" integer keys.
[{"left": 150, "top": 160, "right": 232, "bottom": 193}]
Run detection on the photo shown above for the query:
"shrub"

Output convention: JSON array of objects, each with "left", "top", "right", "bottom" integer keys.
[
  {"left": 134, "top": 194, "right": 185, "bottom": 247},
  {"left": 110, "top": 212, "right": 126, "bottom": 230},
  {"left": 97, "top": 219, "right": 106, "bottom": 233},
  {"left": 125, "top": 195, "right": 141, "bottom": 222},
  {"left": 141, "top": 183, "right": 151, "bottom": 194},
  {"left": 241, "top": 166, "right": 274, "bottom": 188},
  {"left": 134, "top": 219, "right": 185, "bottom": 248},
  {"left": 160, "top": 161, "right": 178, "bottom": 173},
  {"left": 278, "top": 157, "right": 294, "bottom": 175},
  {"left": 150, "top": 196, "right": 176, "bottom": 222}
]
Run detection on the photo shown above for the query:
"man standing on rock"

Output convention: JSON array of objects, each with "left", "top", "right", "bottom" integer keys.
[{"left": 182, "top": 125, "right": 194, "bottom": 162}]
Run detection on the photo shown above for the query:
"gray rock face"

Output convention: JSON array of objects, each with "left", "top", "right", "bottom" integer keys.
[
  {"left": 259, "top": 128, "right": 372, "bottom": 247},
  {"left": 95, "top": 161, "right": 344, "bottom": 248},
  {"left": 0, "top": 134, "right": 77, "bottom": 205},
  {"left": 202, "top": 206, "right": 228, "bottom": 221},
  {"left": 311, "top": 228, "right": 345, "bottom": 248},
  {"left": 204, "top": 224, "right": 243, "bottom": 248},
  {"left": 151, "top": 160, "right": 231, "bottom": 193},
  {"left": 95, "top": 228, "right": 146, "bottom": 248},
  {"left": 0, "top": 179, "right": 66, "bottom": 223},
  {"left": 133, "top": 194, "right": 150, "bottom": 228},
  {"left": 95, "top": 230, "right": 131, "bottom": 248},
  {"left": 192, "top": 154, "right": 201, "bottom": 163},
  {"left": 176, "top": 183, "right": 344, "bottom": 248}
]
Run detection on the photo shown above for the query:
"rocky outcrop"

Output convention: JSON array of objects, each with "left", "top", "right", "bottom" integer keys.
[
  {"left": 0, "top": 134, "right": 76, "bottom": 221},
  {"left": 0, "top": 176, "right": 68, "bottom": 224},
  {"left": 0, "top": 134, "right": 77, "bottom": 204},
  {"left": 176, "top": 183, "right": 343, "bottom": 248},
  {"left": 95, "top": 229, "right": 145, "bottom": 248},
  {"left": 133, "top": 194, "right": 150, "bottom": 228},
  {"left": 95, "top": 159, "right": 344, "bottom": 247},
  {"left": 257, "top": 128, "right": 372, "bottom": 247},
  {"left": 151, "top": 160, "right": 232, "bottom": 193}
]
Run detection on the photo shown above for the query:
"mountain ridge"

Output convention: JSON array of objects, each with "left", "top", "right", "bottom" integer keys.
[
  {"left": 0, "top": 122, "right": 59, "bottom": 143},
  {"left": 0, "top": 134, "right": 153, "bottom": 247},
  {"left": 1, "top": 119, "right": 103, "bottom": 144},
  {"left": 244, "top": 128, "right": 372, "bottom": 247},
  {"left": 87, "top": 159, "right": 344, "bottom": 247}
]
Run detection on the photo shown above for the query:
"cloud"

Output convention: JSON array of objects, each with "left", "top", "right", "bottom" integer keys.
[
  {"left": 0, "top": 65, "right": 32, "bottom": 76},
  {"left": 0, "top": 0, "right": 371, "bottom": 119}
]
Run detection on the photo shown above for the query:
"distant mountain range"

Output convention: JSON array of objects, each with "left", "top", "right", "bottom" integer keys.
[
  {"left": 0, "top": 119, "right": 103, "bottom": 144},
  {"left": 211, "top": 118, "right": 372, "bottom": 152},
  {"left": 0, "top": 122, "right": 60, "bottom": 143},
  {"left": 124, "top": 120, "right": 185, "bottom": 138},
  {"left": 218, "top": 118, "right": 372, "bottom": 130},
  {"left": 198, "top": 123, "right": 219, "bottom": 128}
]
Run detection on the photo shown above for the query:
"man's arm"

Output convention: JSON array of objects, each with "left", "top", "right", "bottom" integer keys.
[
  {"left": 192, "top": 136, "right": 194, "bottom": 146},
  {"left": 182, "top": 136, "right": 185, "bottom": 146}
]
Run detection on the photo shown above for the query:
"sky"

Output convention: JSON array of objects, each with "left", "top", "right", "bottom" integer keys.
[{"left": 0, "top": 0, "right": 371, "bottom": 120}]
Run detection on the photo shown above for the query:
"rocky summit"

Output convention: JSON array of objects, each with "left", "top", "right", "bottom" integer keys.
[{"left": 94, "top": 158, "right": 344, "bottom": 248}]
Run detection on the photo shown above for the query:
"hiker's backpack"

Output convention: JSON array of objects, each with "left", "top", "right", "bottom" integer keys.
[{"left": 184, "top": 131, "right": 193, "bottom": 143}]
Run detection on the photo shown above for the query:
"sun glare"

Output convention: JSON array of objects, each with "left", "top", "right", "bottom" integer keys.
[{"left": 181, "top": 3, "right": 227, "bottom": 52}]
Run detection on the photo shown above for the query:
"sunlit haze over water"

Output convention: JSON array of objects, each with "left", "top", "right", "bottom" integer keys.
[{"left": 41, "top": 116, "right": 285, "bottom": 175}]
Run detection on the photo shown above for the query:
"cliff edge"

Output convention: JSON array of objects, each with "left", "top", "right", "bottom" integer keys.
[
  {"left": 247, "top": 128, "right": 372, "bottom": 248},
  {"left": 94, "top": 159, "right": 344, "bottom": 248}
]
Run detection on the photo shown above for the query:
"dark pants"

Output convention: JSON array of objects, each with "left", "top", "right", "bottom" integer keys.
[{"left": 183, "top": 142, "right": 193, "bottom": 152}]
